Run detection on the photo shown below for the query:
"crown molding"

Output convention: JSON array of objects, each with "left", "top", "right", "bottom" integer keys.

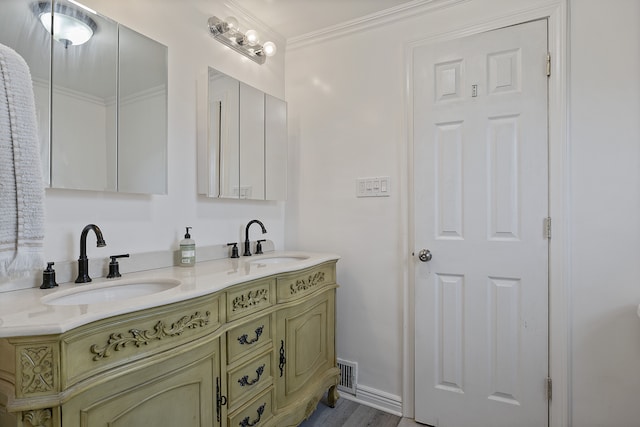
[{"left": 287, "top": 0, "right": 471, "bottom": 50}]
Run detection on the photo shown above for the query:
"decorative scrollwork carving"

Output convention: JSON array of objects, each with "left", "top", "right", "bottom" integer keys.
[
  {"left": 20, "top": 346, "right": 54, "bottom": 394},
  {"left": 238, "top": 364, "right": 265, "bottom": 387},
  {"left": 90, "top": 311, "right": 210, "bottom": 360},
  {"left": 237, "top": 325, "right": 264, "bottom": 345},
  {"left": 232, "top": 288, "right": 269, "bottom": 311},
  {"left": 239, "top": 403, "right": 266, "bottom": 427},
  {"left": 289, "top": 271, "right": 325, "bottom": 295},
  {"left": 23, "top": 408, "right": 52, "bottom": 427}
]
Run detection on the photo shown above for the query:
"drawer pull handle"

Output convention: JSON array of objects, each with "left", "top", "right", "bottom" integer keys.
[
  {"left": 238, "top": 364, "right": 265, "bottom": 387},
  {"left": 239, "top": 403, "right": 265, "bottom": 427},
  {"left": 238, "top": 325, "right": 264, "bottom": 345}
]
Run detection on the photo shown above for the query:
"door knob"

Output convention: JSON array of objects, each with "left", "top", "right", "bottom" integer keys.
[{"left": 418, "top": 249, "right": 432, "bottom": 262}]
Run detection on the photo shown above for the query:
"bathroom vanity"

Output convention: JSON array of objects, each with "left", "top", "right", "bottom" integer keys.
[{"left": 0, "top": 252, "right": 339, "bottom": 427}]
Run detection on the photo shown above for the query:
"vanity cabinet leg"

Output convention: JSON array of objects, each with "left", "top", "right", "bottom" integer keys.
[{"left": 327, "top": 385, "right": 340, "bottom": 408}]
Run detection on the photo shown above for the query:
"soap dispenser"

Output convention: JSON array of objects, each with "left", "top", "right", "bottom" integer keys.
[{"left": 180, "top": 227, "right": 196, "bottom": 267}]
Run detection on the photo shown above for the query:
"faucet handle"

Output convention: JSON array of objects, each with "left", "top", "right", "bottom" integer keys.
[
  {"left": 227, "top": 243, "right": 239, "bottom": 259},
  {"left": 40, "top": 262, "right": 58, "bottom": 289},
  {"left": 256, "top": 239, "right": 266, "bottom": 255},
  {"left": 107, "top": 254, "right": 130, "bottom": 278}
]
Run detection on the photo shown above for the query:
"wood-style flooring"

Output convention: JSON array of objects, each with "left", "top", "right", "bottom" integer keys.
[{"left": 298, "top": 395, "right": 401, "bottom": 427}]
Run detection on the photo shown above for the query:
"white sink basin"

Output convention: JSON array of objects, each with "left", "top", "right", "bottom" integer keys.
[
  {"left": 249, "top": 255, "right": 309, "bottom": 265},
  {"left": 42, "top": 279, "right": 181, "bottom": 306}
]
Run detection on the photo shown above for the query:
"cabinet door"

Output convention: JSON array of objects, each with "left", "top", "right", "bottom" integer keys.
[
  {"left": 265, "top": 94, "right": 287, "bottom": 201},
  {"left": 62, "top": 338, "right": 220, "bottom": 427},
  {"left": 239, "top": 82, "right": 265, "bottom": 200},
  {"left": 275, "top": 290, "right": 335, "bottom": 408}
]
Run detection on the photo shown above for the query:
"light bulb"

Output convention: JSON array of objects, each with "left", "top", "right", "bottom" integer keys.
[
  {"left": 262, "top": 41, "right": 277, "bottom": 57},
  {"left": 244, "top": 30, "right": 259, "bottom": 46},
  {"left": 225, "top": 16, "right": 239, "bottom": 32}
]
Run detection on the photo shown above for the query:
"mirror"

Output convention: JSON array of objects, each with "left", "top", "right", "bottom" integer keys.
[
  {"left": 265, "top": 94, "right": 287, "bottom": 200},
  {"left": 0, "top": 0, "right": 51, "bottom": 182},
  {"left": 51, "top": 3, "right": 118, "bottom": 191},
  {"left": 198, "top": 67, "right": 287, "bottom": 201},
  {"left": 239, "top": 82, "right": 265, "bottom": 200},
  {"left": 207, "top": 68, "right": 240, "bottom": 198},
  {"left": 117, "top": 25, "right": 167, "bottom": 194},
  {"left": 0, "top": 0, "right": 168, "bottom": 194}
]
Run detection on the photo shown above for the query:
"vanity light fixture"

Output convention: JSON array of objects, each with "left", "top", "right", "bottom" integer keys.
[
  {"left": 207, "top": 16, "right": 276, "bottom": 65},
  {"left": 34, "top": 1, "right": 97, "bottom": 48}
]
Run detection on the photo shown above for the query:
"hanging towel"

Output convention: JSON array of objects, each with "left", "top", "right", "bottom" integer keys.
[{"left": 0, "top": 43, "right": 45, "bottom": 278}]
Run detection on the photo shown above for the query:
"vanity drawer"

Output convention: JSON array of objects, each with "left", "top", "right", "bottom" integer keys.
[
  {"left": 227, "top": 314, "right": 272, "bottom": 363},
  {"left": 276, "top": 261, "right": 336, "bottom": 303},
  {"left": 228, "top": 387, "right": 274, "bottom": 427},
  {"left": 227, "top": 350, "right": 273, "bottom": 410},
  {"left": 61, "top": 293, "right": 222, "bottom": 388},
  {"left": 226, "top": 278, "right": 276, "bottom": 322}
]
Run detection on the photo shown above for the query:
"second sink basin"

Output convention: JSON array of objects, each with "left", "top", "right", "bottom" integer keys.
[{"left": 42, "top": 279, "right": 181, "bottom": 306}]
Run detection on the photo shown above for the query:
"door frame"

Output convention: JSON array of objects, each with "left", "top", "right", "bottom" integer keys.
[{"left": 402, "top": 1, "right": 569, "bottom": 426}]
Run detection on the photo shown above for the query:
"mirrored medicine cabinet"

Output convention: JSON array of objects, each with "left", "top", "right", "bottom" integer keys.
[
  {"left": 0, "top": 0, "right": 168, "bottom": 194},
  {"left": 197, "top": 67, "right": 287, "bottom": 201}
]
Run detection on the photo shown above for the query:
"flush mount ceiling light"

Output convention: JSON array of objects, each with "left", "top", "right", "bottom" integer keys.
[
  {"left": 208, "top": 16, "right": 276, "bottom": 65},
  {"left": 34, "top": 1, "right": 97, "bottom": 48}
]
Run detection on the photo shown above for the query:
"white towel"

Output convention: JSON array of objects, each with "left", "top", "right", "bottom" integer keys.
[{"left": 0, "top": 43, "right": 45, "bottom": 278}]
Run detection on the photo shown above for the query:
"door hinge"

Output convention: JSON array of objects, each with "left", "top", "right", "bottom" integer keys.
[
  {"left": 546, "top": 52, "right": 551, "bottom": 77},
  {"left": 544, "top": 217, "right": 552, "bottom": 239},
  {"left": 545, "top": 377, "right": 552, "bottom": 400}
]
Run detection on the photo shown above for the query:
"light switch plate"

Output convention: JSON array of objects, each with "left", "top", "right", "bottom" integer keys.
[{"left": 356, "top": 176, "right": 390, "bottom": 197}]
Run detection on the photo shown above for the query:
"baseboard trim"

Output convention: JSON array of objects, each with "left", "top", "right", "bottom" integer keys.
[{"left": 340, "top": 384, "right": 403, "bottom": 417}]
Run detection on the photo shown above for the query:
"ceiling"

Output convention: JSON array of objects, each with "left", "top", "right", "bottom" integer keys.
[{"left": 229, "top": 0, "right": 418, "bottom": 40}]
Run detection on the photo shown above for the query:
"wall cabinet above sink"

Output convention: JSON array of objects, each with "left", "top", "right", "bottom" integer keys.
[
  {"left": 0, "top": 0, "right": 168, "bottom": 195},
  {"left": 198, "top": 67, "right": 287, "bottom": 201}
]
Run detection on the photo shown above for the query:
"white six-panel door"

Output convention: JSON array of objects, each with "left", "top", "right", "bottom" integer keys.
[{"left": 413, "top": 19, "right": 549, "bottom": 427}]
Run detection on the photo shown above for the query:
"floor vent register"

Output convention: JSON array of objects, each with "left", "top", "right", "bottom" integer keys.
[{"left": 337, "top": 358, "right": 358, "bottom": 395}]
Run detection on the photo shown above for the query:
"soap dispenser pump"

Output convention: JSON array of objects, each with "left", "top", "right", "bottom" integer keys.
[{"left": 180, "top": 227, "right": 196, "bottom": 267}]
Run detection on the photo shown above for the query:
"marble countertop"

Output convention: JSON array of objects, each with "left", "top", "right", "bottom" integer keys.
[{"left": 0, "top": 251, "right": 339, "bottom": 338}]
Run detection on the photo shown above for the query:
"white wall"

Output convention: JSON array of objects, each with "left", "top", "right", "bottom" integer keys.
[
  {"left": 286, "top": 0, "right": 640, "bottom": 424},
  {"left": 41, "top": 0, "right": 287, "bottom": 265},
  {"left": 569, "top": 0, "right": 640, "bottom": 425},
  {"left": 285, "top": 27, "right": 405, "bottom": 403}
]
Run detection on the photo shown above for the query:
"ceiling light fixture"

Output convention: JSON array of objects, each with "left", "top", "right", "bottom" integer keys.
[
  {"left": 34, "top": 1, "right": 97, "bottom": 48},
  {"left": 207, "top": 16, "right": 276, "bottom": 65}
]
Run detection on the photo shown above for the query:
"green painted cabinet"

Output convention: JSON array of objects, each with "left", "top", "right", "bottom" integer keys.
[
  {"left": 62, "top": 336, "right": 220, "bottom": 426},
  {"left": 0, "top": 260, "right": 339, "bottom": 427}
]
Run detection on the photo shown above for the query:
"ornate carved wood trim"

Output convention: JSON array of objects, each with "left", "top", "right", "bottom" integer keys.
[
  {"left": 20, "top": 346, "right": 54, "bottom": 394},
  {"left": 232, "top": 288, "right": 269, "bottom": 311},
  {"left": 23, "top": 408, "right": 52, "bottom": 427},
  {"left": 290, "top": 272, "right": 325, "bottom": 295},
  {"left": 90, "top": 310, "right": 210, "bottom": 360}
]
